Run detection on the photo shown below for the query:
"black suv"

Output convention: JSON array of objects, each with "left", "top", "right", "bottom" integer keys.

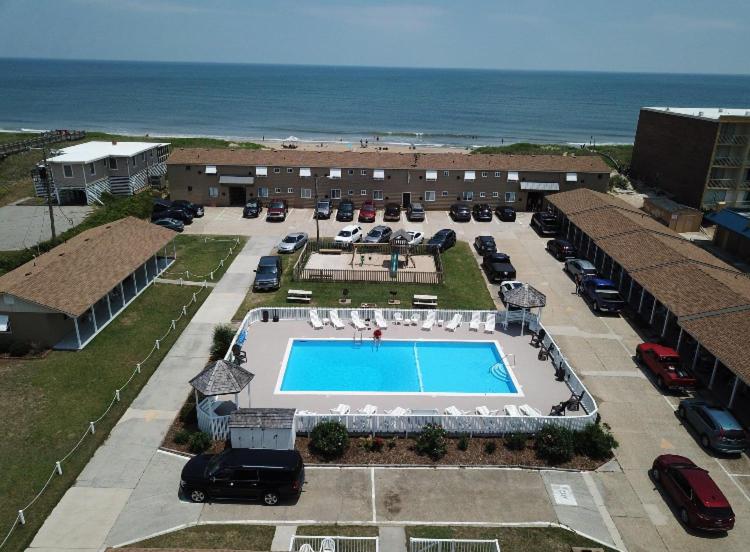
[
  {"left": 427, "top": 229, "right": 456, "bottom": 252},
  {"left": 482, "top": 253, "right": 517, "bottom": 283},
  {"left": 474, "top": 235, "right": 497, "bottom": 256},
  {"left": 495, "top": 205, "right": 516, "bottom": 222},
  {"left": 472, "top": 203, "right": 493, "bottom": 222},
  {"left": 530, "top": 212, "right": 560, "bottom": 236},
  {"left": 383, "top": 203, "right": 401, "bottom": 222},
  {"left": 546, "top": 238, "right": 576, "bottom": 260},
  {"left": 180, "top": 448, "right": 305, "bottom": 505},
  {"left": 314, "top": 199, "right": 333, "bottom": 219},
  {"left": 243, "top": 198, "right": 263, "bottom": 218},
  {"left": 449, "top": 203, "right": 472, "bottom": 222},
  {"left": 253, "top": 256, "right": 282, "bottom": 291},
  {"left": 407, "top": 202, "right": 425, "bottom": 221},
  {"left": 171, "top": 199, "right": 204, "bottom": 217},
  {"left": 336, "top": 199, "right": 355, "bottom": 222},
  {"left": 151, "top": 204, "right": 193, "bottom": 225}
]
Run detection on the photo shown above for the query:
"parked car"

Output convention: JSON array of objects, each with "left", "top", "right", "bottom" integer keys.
[
  {"left": 473, "top": 235, "right": 497, "bottom": 256},
  {"left": 499, "top": 280, "right": 524, "bottom": 302},
  {"left": 277, "top": 232, "right": 308, "bottom": 253},
  {"left": 266, "top": 200, "right": 288, "bottom": 222},
  {"left": 546, "top": 238, "right": 577, "bottom": 260},
  {"left": 171, "top": 199, "right": 204, "bottom": 217},
  {"left": 472, "top": 203, "right": 493, "bottom": 222},
  {"left": 336, "top": 199, "right": 355, "bottom": 222},
  {"left": 482, "top": 253, "right": 517, "bottom": 283},
  {"left": 564, "top": 258, "right": 598, "bottom": 281},
  {"left": 252, "top": 256, "right": 282, "bottom": 291},
  {"left": 383, "top": 203, "right": 401, "bottom": 222},
  {"left": 151, "top": 218, "right": 184, "bottom": 232},
  {"left": 151, "top": 207, "right": 193, "bottom": 225},
  {"left": 427, "top": 229, "right": 456, "bottom": 252},
  {"left": 678, "top": 399, "right": 749, "bottom": 454},
  {"left": 334, "top": 225, "right": 363, "bottom": 246},
  {"left": 495, "top": 205, "right": 516, "bottom": 222},
  {"left": 406, "top": 230, "right": 424, "bottom": 245},
  {"left": 580, "top": 278, "right": 625, "bottom": 314},
  {"left": 651, "top": 454, "right": 735, "bottom": 532},
  {"left": 314, "top": 199, "right": 333, "bottom": 219},
  {"left": 180, "top": 448, "right": 305, "bottom": 505},
  {"left": 364, "top": 225, "right": 393, "bottom": 243},
  {"left": 449, "top": 203, "right": 472, "bottom": 222},
  {"left": 636, "top": 343, "right": 697, "bottom": 391},
  {"left": 243, "top": 198, "right": 263, "bottom": 218},
  {"left": 407, "top": 202, "right": 425, "bottom": 221},
  {"left": 530, "top": 212, "right": 560, "bottom": 235},
  {"left": 152, "top": 198, "right": 174, "bottom": 216},
  {"left": 358, "top": 201, "right": 377, "bottom": 222}
]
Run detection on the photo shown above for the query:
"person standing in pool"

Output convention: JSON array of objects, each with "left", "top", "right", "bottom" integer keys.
[{"left": 373, "top": 328, "right": 382, "bottom": 349}]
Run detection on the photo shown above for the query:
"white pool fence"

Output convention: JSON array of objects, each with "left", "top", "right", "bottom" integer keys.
[
  {"left": 290, "top": 535, "right": 379, "bottom": 552},
  {"left": 410, "top": 538, "right": 501, "bottom": 552}
]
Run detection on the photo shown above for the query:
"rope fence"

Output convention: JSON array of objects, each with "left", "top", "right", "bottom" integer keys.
[
  {"left": 161, "top": 236, "right": 241, "bottom": 281},
  {"left": 0, "top": 279, "right": 212, "bottom": 550}
]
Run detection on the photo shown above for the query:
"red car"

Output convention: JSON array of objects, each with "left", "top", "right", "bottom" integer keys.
[
  {"left": 636, "top": 343, "right": 696, "bottom": 391},
  {"left": 358, "top": 200, "right": 377, "bottom": 222},
  {"left": 651, "top": 455, "right": 735, "bottom": 532},
  {"left": 266, "top": 199, "right": 288, "bottom": 222}
]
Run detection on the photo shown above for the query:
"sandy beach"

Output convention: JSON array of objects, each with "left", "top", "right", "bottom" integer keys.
[{"left": 255, "top": 138, "right": 473, "bottom": 154}]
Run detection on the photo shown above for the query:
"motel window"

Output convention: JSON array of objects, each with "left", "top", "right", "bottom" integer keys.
[
  {"left": 361, "top": 169, "right": 367, "bottom": 176},
  {"left": 205, "top": 165, "right": 217, "bottom": 174},
  {"left": 566, "top": 172, "right": 578, "bottom": 182},
  {"left": 187, "top": 186, "right": 193, "bottom": 192},
  {"left": 425, "top": 170, "right": 438, "bottom": 181},
  {"left": 287, "top": 187, "right": 294, "bottom": 194},
  {"left": 443, "top": 170, "right": 450, "bottom": 176},
  {"left": 462, "top": 191, "right": 474, "bottom": 201},
  {"left": 464, "top": 171, "right": 476, "bottom": 181},
  {"left": 507, "top": 171, "right": 519, "bottom": 181},
  {"left": 348, "top": 190, "right": 354, "bottom": 196},
  {"left": 494, "top": 171, "right": 501, "bottom": 177},
  {"left": 0, "top": 314, "right": 10, "bottom": 334},
  {"left": 492, "top": 191, "right": 499, "bottom": 198},
  {"left": 300, "top": 167, "right": 311, "bottom": 177},
  {"left": 256, "top": 166, "right": 268, "bottom": 177},
  {"left": 301, "top": 188, "right": 312, "bottom": 199},
  {"left": 258, "top": 187, "right": 269, "bottom": 198},
  {"left": 88, "top": 163, "right": 96, "bottom": 176},
  {"left": 361, "top": 189, "right": 368, "bottom": 196},
  {"left": 479, "top": 191, "right": 486, "bottom": 198},
  {"left": 424, "top": 191, "right": 436, "bottom": 202},
  {"left": 329, "top": 168, "right": 341, "bottom": 179},
  {"left": 442, "top": 191, "right": 449, "bottom": 197},
  {"left": 141, "top": 153, "right": 146, "bottom": 162},
  {"left": 348, "top": 169, "right": 354, "bottom": 175},
  {"left": 373, "top": 169, "right": 385, "bottom": 180},
  {"left": 274, "top": 168, "right": 281, "bottom": 174},
  {"left": 131, "top": 157, "right": 136, "bottom": 167},
  {"left": 286, "top": 168, "right": 293, "bottom": 173},
  {"left": 63, "top": 165, "right": 73, "bottom": 178},
  {"left": 481, "top": 172, "right": 488, "bottom": 178},
  {"left": 331, "top": 189, "right": 342, "bottom": 199},
  {"left": 108, "top": 158, "right": 118, "bottom": 170},
  {"left": 505, "top": 192, "right": 516, "bottom": 203},
  {"left": 208, "top": 187, "right": 219, "bottom": 198},
  {"left": 703, "top": 189, "right": 726, "bottom": 205},
  {"left": 274, "top": 187, "right": 281, "bottom": 194},
  {"left": 373, "top": 190, "right": 384, "bottom": 200}
]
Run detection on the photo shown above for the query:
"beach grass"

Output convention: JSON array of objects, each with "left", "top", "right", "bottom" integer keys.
[
  {"left": 83, "top": 131, "right": 264, "bottom": 150},
  {"left": 472, "top": 142, "right": 632, "bottom": 170}
]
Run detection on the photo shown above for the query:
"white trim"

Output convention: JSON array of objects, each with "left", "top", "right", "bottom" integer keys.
[
  {"left": 300, "top": 188, "right": 312, "bottom": 199},
  {"left": 424, "top": 191, "right": 436, "bottom": 202},
  {"left": 373, "top": 190, "right": 384, "bottom": 200}
]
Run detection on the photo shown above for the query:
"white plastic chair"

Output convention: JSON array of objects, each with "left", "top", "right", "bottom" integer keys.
[
  {"left": 484, "top": 312, "right": 496, "bottom": 333},
  {"left": 469, "top": 311, "right": 481, "bottom": 331},
  {"left": 321, "top": 537, "right": 336, "bottom": 552},
  {"left": 476, "top": 405, "right": 499, "bottom": 416},
  {"left": 330, "top": 404, "right": 350, "bottom": 415},
  {"left": 445, "top": 313, "right": 462, "bottom": 331},
  {"left": 444, "top": 405, "right": 468, "bottom": 416},
  {"left": 298, "top": 544, "right": 315, "bottom": 552},
  {"left": 393, "top": 312, "right": 404, "bottom": 324},
  {"left": 386, "top": 406, "right": 408, "bottom": 416},
  {"left": 422, "top": 311, "right": 436, "bottom": 330},
  {"left": 329, "top": 309, "right": 345, "bottom": 329},
  {"left": 357, "top": 404, "right": 378, "bottom": 415},
  {"left": 374, "top": 309, "right": 388, "bottom": 329},
  {"left": 351, "top": 311, "right": 366, "bottom": 330},
  {"left": 409, "top": 313, "right": 420, "bottom": 326},
  {"left": 519, "top": 404, "right": 542, "bottom": 417},
  {"left": 503, "top": 404, "right": 521, "bottom": 416},
  {"left": 309, "top": 308, "right": 324, "bottom": 329}
]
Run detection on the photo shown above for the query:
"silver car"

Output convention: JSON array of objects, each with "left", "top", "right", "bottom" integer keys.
[
  {"left": 564, "top": 258, "right": 597, "bottom": 281},
  {"left": 277, "top": 232, "right": 308, "bottom": 253}
]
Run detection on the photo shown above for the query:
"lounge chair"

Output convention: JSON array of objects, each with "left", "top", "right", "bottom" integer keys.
[
  {"left": 444, "top": 405, "right": 468, "bottom": 416},
  {"left": 476, "top": 405, "right": 499, "bottom": 416},
  {"left": 519, "top": 404, "right": 542, "bottom": 417},
  {"left": 330, "top": 404, "right": 350, "bottom": 415},
  {"left": 329, "top": 309, "right": 345, "bottom": 329},
  {"left": 309, "top": 308, "right": 324, "bottom": 329},
  {"left": 357, "top": 404, "right": 377, "bottom": 415},
  {"left": 469, "top": 311, "right": 481, "bottom": 331},
  {"left": 298, "top": 544, "right": 315, "bottom": 552},
  {"left": 409, "top": 313, "right": 420, "bottom": 326},
  {"left": 445, "top": 313, "right": 462, "bottom": 331},
  {"left": 393, "top": 312, "right": 404, "bottom": 324},
  {"left": 350, "top": 311, "right": 366, "bottom": 330},
  {"left": 484, "top": 312, "right": 496, "bottom": 333},
  {"left": 422, "top": 311, "right": 436, "bottom": 330},
  {"left": 386, "top": 406, "right": 408, "bottom": 416},
  {"left": 503, "top": 404, "right": 521, "bottom": 416},
  {"left": 374, "top": 309, "right": 388, "bottom": 329},
  {"left": 321, "top": 538, "right": 336, "bottom": 552}
]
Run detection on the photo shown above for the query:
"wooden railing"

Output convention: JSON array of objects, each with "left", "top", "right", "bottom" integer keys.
[{"left": 0, "top": 130, "right": 85, "bottom": 159}]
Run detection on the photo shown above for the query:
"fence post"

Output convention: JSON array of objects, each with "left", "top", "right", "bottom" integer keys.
[
  {"left": 192, "top": 292, "right": 197, "bottom": 302},
  {"left": 136, "top": 362, "right": 141, "bottom": 374},
  {"left": 89, "top": 421, "right": 95, "bottom": 434},
  {"left": 55, "top": 461, "right": 62, "bottom": 475},
  {"left": 18, "top": 510, "right": 25, "bottom": 526},
  {"left": 182, "top": 306, "right": 187, "bottom": 316},
  {"left": 155, "top": 339, "right": 160, "bottom": 350},
  {"left": 179, "top": 277, "right": 184, "bottom": 286},
  {"left": 220, "top": 259, "right": 224, "bottom": 268},
  {"left": 210, "top": 271, "right": 214, "bottom": 280},
  {"left": 172, "top": 320, "right": 176, "bottom": 330},
  {"left": 186, "top": 270, "right": 190, "bottom": 280},
  {"left": 115, "top": 389, "right": 121, "bottom": 401}
]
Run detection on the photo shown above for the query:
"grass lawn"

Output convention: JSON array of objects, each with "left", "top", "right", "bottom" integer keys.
[
  {"left": 124, "top": 524, "right": 275, "bottom": 550},
  {"left": 297, "top": 525, "right": 379, "bottom": 537},
  {"left": 473, "top": 142, "right": 633, "bottom": 171},
  {"left": 0, "top": 235, "right": 241, "bottom": 552},
  {"left": 166, "top": 234, "right": 246, "bottom": 282},
  {"left": 406, "top": 525, "right": 617, "bottom": 552},
  {"left": 0, "top": 149, "right": 44, "bottom": 207},
  {"left": 233, "top": 240, "right": 495, "bottom": 320}
]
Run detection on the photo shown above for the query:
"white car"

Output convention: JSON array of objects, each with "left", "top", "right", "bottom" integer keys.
[
  {"left": 406, "top": 230, "right": 424, "bottom": 246},
  {"left": 334, "top": 225, "right": 363, "bottom": 245},
  {"left": 499, "top": 280, "right": 524, "bottom": 302}
]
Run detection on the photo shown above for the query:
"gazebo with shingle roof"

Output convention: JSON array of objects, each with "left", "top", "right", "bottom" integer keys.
[
  {"left": 503, "top": 284, "right": 546, "bottom": 335},
  {"left": 189, "top": 359, "right": 255, "bottom": 407}
]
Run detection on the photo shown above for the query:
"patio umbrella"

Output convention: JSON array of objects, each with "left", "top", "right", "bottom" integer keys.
[
  {"left": 503, "top": 284, "right": 547, "bottom": 335},
  {"left": 189, "top": 359, "right": 255, "bottom": 406}
]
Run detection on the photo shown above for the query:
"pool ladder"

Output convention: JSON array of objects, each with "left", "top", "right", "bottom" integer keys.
[
  {"left": 353, "top": 330, "right": 363, "bottom": 347},
  {"left": 489, "top": 362, "right": 504, "bottom": 380}
]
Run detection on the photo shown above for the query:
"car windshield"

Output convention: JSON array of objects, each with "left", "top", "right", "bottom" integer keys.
[
  {"left": 340, "top": 204, "right": 353, "bottom": 211},
  {"left": 283, "top": 236, "right": 298, "bottom": 243},
  {"left": 412, "top": 205, "right": 423, "bottom": 212},
  {"left": 270, "top": 202, "right": 284, "bottom": 208},
  {"left": 338, "top": 230, "right": 351, "bottom": 237},
  {"left": 595, "top": 289, "right": 621, "bottom": 299},
  {"left": 696, "top": 503, "right": 733, "bottom": 519},
  {"left": 369, "top": 230, "right": 382, "bottom": 238},
  {"left": 205, "top": 451, "right": 229, "bottom": 475},
  {"left": 257, "top": 265, "right": 277, "bottom": 274}
]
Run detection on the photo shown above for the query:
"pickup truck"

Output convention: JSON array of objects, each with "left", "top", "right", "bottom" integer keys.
[{"left": 636, "top": 342, "right": 697, "bottom": 391}]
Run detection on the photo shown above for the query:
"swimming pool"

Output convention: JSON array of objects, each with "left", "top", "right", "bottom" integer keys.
[{"left": 277, "top": 339, "right": 521, "bottom": 396}]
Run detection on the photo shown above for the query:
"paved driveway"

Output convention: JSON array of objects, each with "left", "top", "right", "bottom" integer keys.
[{"left": 0, "top": 204, "right": 91, "bottom": 250}]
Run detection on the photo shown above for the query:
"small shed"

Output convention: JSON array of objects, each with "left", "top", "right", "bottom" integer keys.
[
  {"left": 229, "top": 408, "right": 297, "bottom": 450},
  {"left": 642, "top": 197, "right": 703, "bottom": 233}
]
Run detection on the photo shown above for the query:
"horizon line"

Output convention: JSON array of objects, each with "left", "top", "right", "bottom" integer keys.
[{"left": 1, "top": 56, "right": 749, "bottom": 78}]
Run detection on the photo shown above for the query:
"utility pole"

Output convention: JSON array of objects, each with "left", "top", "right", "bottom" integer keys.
[
  {"left": 41, "top": 143, "right": 56, "bottom": 240},
  {"left": 314, "top": 176, "right": 320, "bottom": 246}
]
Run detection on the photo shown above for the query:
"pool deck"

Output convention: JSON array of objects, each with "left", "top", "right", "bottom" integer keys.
[{"left": 233, "top": 318, "right": 580, "bottom": 416}]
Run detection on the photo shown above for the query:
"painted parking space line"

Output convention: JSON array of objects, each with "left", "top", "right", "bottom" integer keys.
[
  {"left": 370, "top": 467, "right": 377, "bottom": 522},
  {"left": 713, "top": 458, "right": 750, "bottom": 503}
]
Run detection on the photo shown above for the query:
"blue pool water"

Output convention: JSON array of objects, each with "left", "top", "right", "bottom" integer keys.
[{"left": 279, "top": 339, "right": 518, "bottom": 395}]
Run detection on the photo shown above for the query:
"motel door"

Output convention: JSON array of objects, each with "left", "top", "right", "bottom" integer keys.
[
  {"left": 229, "top": 187, "right": 246, "bottom": 206},
  {"left": 402, "top": 192, "right": 411, "bottom": 208}
]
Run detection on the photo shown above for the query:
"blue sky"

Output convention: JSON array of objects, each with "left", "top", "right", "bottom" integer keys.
[{"left": 1, "top": 0, "right": 748, "bottom": 74}]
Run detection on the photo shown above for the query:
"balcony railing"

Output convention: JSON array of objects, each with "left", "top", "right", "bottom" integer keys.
[
  {"left": 713, "top": 157, "right": 744, "bottom": 167},
  {"left": 717, "top": 134, "right": 749, "bottom": 146},
  {"left": 707, "top": 178, "right": 735, "bottom": 189}
]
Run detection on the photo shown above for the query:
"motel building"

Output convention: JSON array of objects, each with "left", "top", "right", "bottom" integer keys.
[
  {"left": 0, "top": 218, "right": 176, "bottom": 350},
  {"left": 166, "top": 149, "right": 611, "bottom": 211},
  {"left": 546, "top": 189, "right": 750, "bottom": 425}
]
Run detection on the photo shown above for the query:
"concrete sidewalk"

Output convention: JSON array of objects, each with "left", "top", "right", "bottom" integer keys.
[{"left": 27, "top": 236, "right": 276, "bottom": 552}]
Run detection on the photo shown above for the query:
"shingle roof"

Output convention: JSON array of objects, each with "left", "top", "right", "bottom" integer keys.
[
  {"left": 189, "top": 360, "right": 254, "bottom": 396},
  {"left": 503, "top": 284, "right": 547, "bottom": 309},
  {"left": 0, "top": 217, "right": 175, "bottom": 317},
  {"left": 166, "top": 148, "right": 611, "bottom": 173},
  {"left": 229, "top": 408, "right": 296, "bottom": 429},
  {"left": 705, "top": 209, "right": 750, "bottom": 238}
]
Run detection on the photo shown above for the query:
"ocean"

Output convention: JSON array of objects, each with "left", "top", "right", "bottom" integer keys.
[{"left": 1, "top": 58, "right": 749, "bottom": 148}]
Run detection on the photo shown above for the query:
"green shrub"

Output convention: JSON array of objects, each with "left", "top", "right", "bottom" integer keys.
[
  {"left": 457, "top": 435, "right": 470, "bottom": 451},
  {"left": 8, "top": 341, "right": 30, "bottom": 357},
  {"left": 359, "top": 436, "right": 384, "bottom": 452},
  {"left": 210, "top": 324, "right": 235, "bottom": 360},
  {"left": 188, "top": 431, "right": 212, "bottom": 453},
  {"left": 174, "top": 429, "right": 191, "bottom": 445},
  {"left": 310, "top": 421, "right": 349, "bottom": 459},
  {"left": 415, "top": 423, "right": 448, "bottom": 460},
  {"left": 574, "top": 423, "right": 619, "bottom": 460},
  {"left": 535, "top": 425, "right": 575, "bottom": 464},
  {"left": 387, "top": 437, "right": 397, "bottom": 449},
  {"left": 484, "top": 440, "right": 497, "bottom": 454},
  {"left": 505, "top": 433, "right": 527, "bottom": 451}
]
